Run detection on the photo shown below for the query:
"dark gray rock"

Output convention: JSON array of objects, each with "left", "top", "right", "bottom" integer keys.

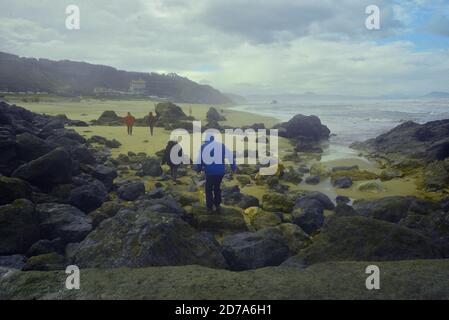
[
  {"left": 87, "top": 135, "right": 121, "bottom": 148},
  {"left": 90, "top": 165, "right": 117, "bottom": 191},
  {"left": 91, "top": 111, "right": 123, "bottom": 126},
  {"left": 274, "top": 114, "right": 330, "bottom": 142},
  {"left": 206, "top": 107, "right": 226, "bottom": 122},
  {"left": 332, "top": 176, "right": 353, "bottom": 188},
  {"left": 36, "top": 203, "right": 92, "bottom": 243},
  {"left": 295, "top": 191, "right": 335, "bottom": 211},
  {"left": 292, "top": 207, "right": 324, "bottom": 234},
  {"left": 0, "top": 176, "right": 33, "bottom": 205},
  {"left": 351, "top": 119, "right": 449, "bottom": 163},
  {"left": 12, "top": 148, "right": 73, "bottom": 188},
  {"left": 293, "top": 216, "right": 442, "bottom": 266},
  {"left": 222, "top": 227, "right": 290, "bottom": 271},
  {"left": 0, "top": 199, "right": 39, "bottom": 255},
  {"left": 73, "top": 210, "right": 227, "bottom": 269},
  {"left": 24, "top": 252, "right": 65, "bottom": 271},
  {"left": 88, "top": 200, "right": 124, "bottom": 228},
  {"left": 222, "top": 185, "right": 259, "bottom": 209},
  {"left": 118, "top": 181, "right": 145, "bottom": 201},
  {"left": 336, "top": 195, "right": 351, "bottom": 204},
  {"left": 0, "top": 255, "right": 27, "bottom": 270},
  {"left": 26, "top": 238, "right": 65, "bottom": 257},
  {"left": 69, "top": 180, "right": 108, "bottom": 213},
  {"left": 138, "top": 157, "right": 163, "bottom": 177},
  {"left": 70, "top": 145, "right": 96, "bottom": 165},
  {"left": 16, "top": 132, "right": 54, "bottom": 162},
  {"left": 352, "top": 196, "right": 438, "bottom": 223},
  {"left": 305, "top": 175, "right": 320, "bottom": 185}
]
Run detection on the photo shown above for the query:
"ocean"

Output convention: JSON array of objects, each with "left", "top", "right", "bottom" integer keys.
[{"left": 231, "top": 99, "right": 449, "bottom": 146}]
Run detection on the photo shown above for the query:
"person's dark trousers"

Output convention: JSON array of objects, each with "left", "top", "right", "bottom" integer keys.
[
  {"left": 170, "top": 165, "right": 178, "bottom": 181},
  {"left": 127, "top": 125, "right": 133, "bottom": 135},
  {"left": 205, "top": 174, "right": 224, "bottom": 210},
  {"left": 149, "top": 125, "right": 154, "bottom": 136}
]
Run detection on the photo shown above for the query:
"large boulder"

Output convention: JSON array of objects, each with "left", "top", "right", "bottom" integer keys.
[
  {"left": 290, "top": 216, "right": 442, "bottom": 266},
  {"left": 351, "top": 119, "right": 449, "bottom": 163},
  {"left": 72, "top": 209, "right": 227, "bottom": 269},
  {"left": 69, "top": 180, "right": 108, "bottom": 213},
  {"left": 26, "top": 238, "right": 66, "bottom": 257},
  {"left": 15, "top": 132, "right": 54, "bottom": 162},
  {"left": 424, "top": 161, "right": 449, "bottom": 191},
  {"left": 352, "top": 196, "right": 438, "bottom": 223},
  {"left": 0, "top": 176, "right": 33, "bottom": 205},
  {"left": 206, "top": 107, "right": 226, "bottom": 122},
  {"left": 155, "top": 102, "right": 189, "bottom": 124},
  {"left": 117, "top": 181, "right": 145, "bottom": 201},
  {"left": 0, "top": 199, "right": 39, "bottom": 254},
  {"left": 275, "top": 114, "right": 330, "bottom": 142},
  {"left": 222, "top": 227, "right": 290, "bottom": 271},
  {"left": 70, "top": 145, "right": 96, "bottom": 165},
  {"left": 36, "top": 203, "right": 92, "bottom": 243},
  {"left": 91, "top": 111, "right": 123, "bottom": 126},
  {"left": 222, "top": 185, "right": 259, "bottom": 209},
  {"left": 294, "top": 192, "right": 335, "bottom": 211},
  {"left": 250, "top": 210, "right": 282, "bottom": 230},
  {"left": 399, "top": 210, "right": 449, "bottom": 256},
  {"left": 292, "top": 207, "right": 324, "bottom": 235},
  {"left": 90, "top": 165, "right": 117, "bottom": 191},
  {"left": 88, "top": 200, "right": 124, "bottom": 228},
  {"left": 262, "top": 193, "right": 294, "bottom": 213},
  {"left": 12, "top": 148, "right": 73, "bottom": 188},
  {"left": 275, "top": 223, "right": 310, "bottom": 255},
  {"left": 137, "top": 157, "right": 163, "bottom": 177},
  {"left": 0, "top": 125, "right": 18, "bottom": 175}
]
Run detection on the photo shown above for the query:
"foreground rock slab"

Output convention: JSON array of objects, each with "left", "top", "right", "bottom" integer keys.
[{"left": 1, "top": 259, "right": 449, "bottom": 299}]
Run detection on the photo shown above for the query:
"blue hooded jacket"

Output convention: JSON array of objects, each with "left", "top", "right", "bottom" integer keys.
[{"left": 194, "top": 134, "right": 236, "bottom": 176}]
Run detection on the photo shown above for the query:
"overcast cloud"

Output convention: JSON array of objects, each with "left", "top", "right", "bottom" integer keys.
[{"left": 1, "top": 0, "right": 449, "bottom": 95}]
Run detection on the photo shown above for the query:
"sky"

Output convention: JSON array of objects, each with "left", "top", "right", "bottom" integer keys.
[{"left": 1, "top": 0, "right": 449, "bottom": 96}]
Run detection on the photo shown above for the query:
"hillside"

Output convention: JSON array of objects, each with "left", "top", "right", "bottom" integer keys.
[{"left": 0, "top": 52, "right": 231, "bottom": 104}]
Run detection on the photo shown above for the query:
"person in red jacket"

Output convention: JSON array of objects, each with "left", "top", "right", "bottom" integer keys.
[{"left": 123, "top": 112, "right": 136, "bottom": 135}]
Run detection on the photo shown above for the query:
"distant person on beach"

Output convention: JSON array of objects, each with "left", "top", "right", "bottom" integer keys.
[
  {"left": 195, "top": 133, "right": 236, "bottom": 213},
  {"left": 123, "top": 112, "right": 135, "bottom": 135},
  {"left": 148, "top": 111, "right": 156, "bottom": 136},
  {"left": 162, "top": 140, "right": 185, "bottom": 182}
]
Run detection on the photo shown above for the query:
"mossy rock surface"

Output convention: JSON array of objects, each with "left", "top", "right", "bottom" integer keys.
[
  {"left": 2, "top": 260, "right": 449, "bottom": 299},
  {"left": 0, "top": 176, "right": 33, "bottom": 205},
  {"left": 262, "top": 193, "right": 294, "bottom": 213},
  {"left": 190, "top": 206, "right": 248, "bottom": 235},
  {"left": 294, "top": 216, "right": 442, "bottom": 266}
]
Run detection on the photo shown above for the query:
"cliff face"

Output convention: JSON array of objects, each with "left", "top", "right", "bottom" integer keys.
[{"left": 0, "top": 52, "right": 231, "bottom": 104}]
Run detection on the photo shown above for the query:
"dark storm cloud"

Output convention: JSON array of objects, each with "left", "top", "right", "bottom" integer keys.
[
  {"left": 198, "top": 0, "right": 405, "bottom": 43},
  {"left": 199, "top": 1, "right": 334, "bottom": 43}
]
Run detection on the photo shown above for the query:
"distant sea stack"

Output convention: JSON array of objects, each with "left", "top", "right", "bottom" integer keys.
[
  {"left": 274, "top": 114, "right": 330, "bottom": 142},
  {"left": 0, "top": 51, "right": 231, "bottom": 104}
]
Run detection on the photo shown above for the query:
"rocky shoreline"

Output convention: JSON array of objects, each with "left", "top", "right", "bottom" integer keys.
[{"left": 1, "top": 100, "right": 449, "bottom": 299}]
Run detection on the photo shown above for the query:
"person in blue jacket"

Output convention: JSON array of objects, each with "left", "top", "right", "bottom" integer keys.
[{"left": 194, "top": 132, "right": 236, "bottom": 213}]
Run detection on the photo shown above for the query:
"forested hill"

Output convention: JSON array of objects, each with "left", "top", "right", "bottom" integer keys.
[{"left": 0, "top": 52, "right": 231, "bottom": 104}]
